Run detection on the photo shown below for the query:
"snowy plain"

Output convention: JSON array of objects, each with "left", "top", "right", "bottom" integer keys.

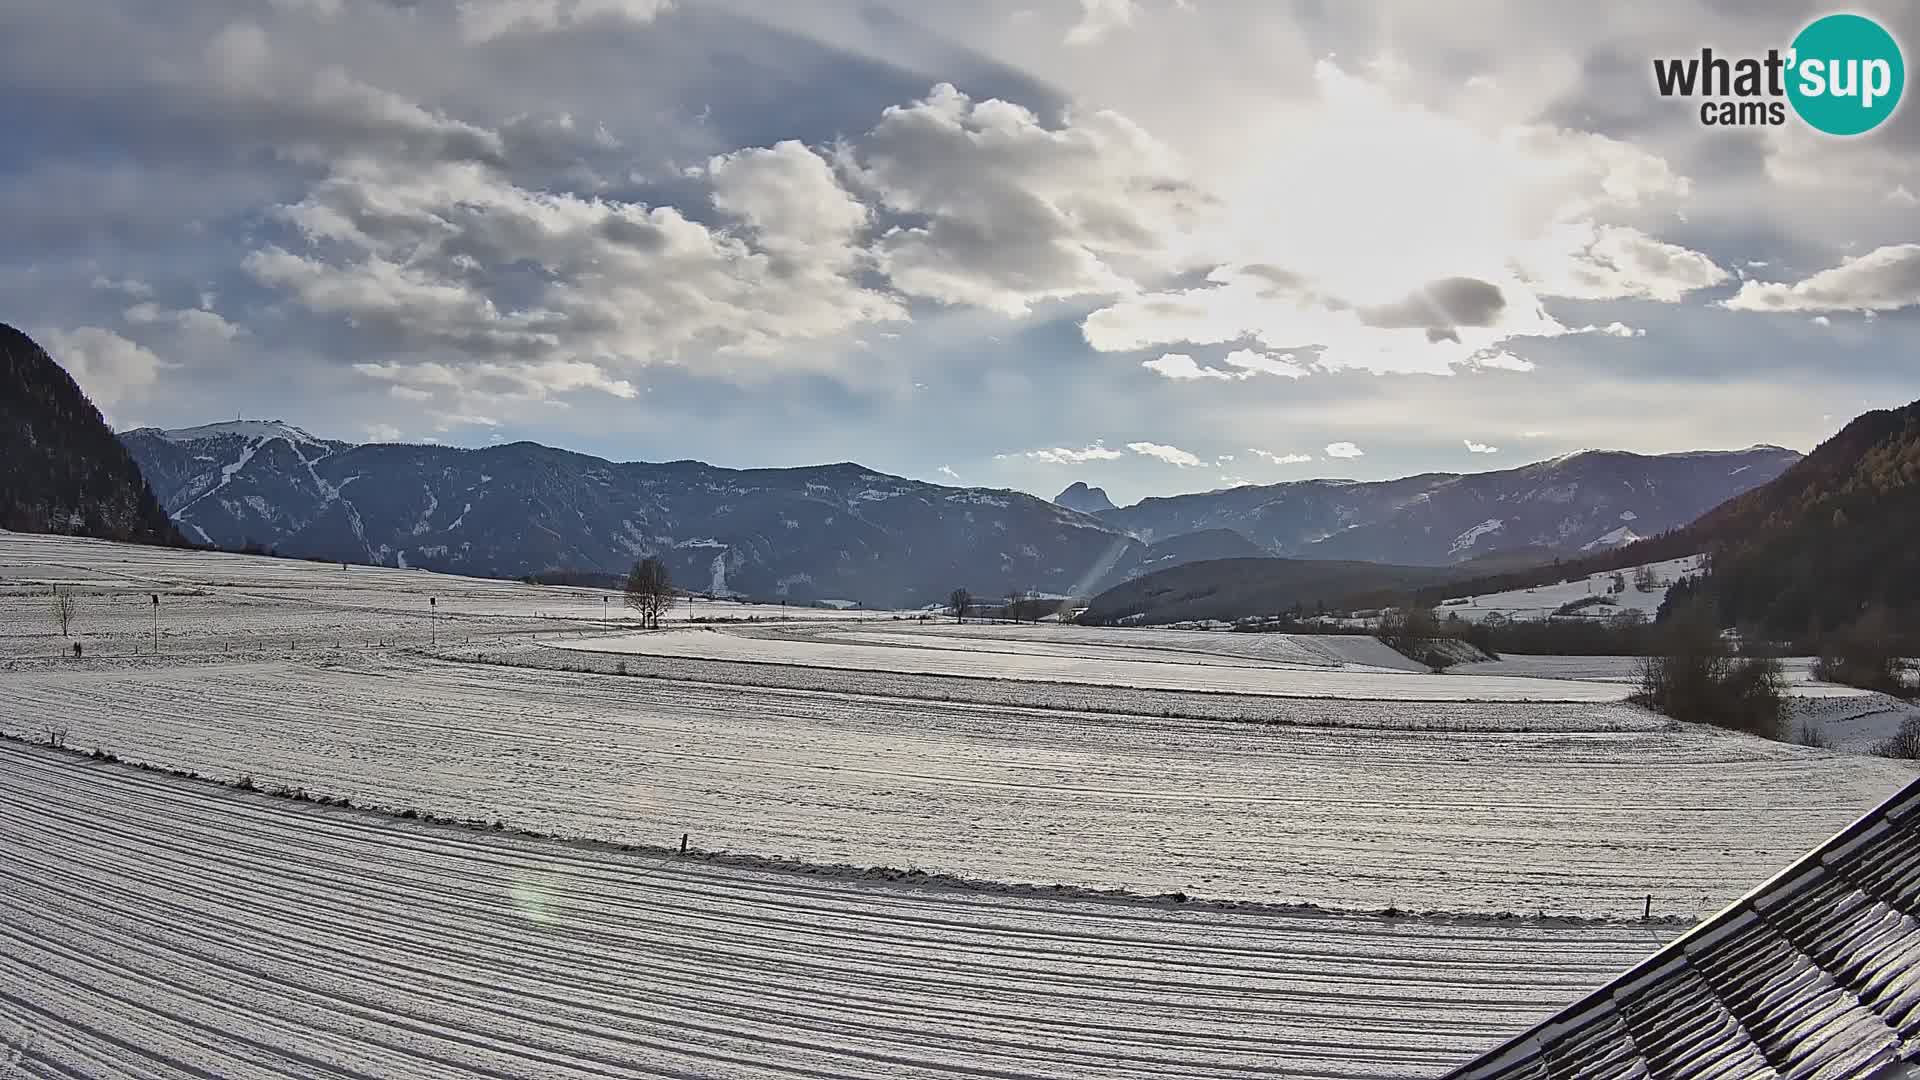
[
  {"left": 0, "top": 531, "right": 908, "bottom": 662},
  {"left": 4, "top": 534, "right": 1918, "bottom": 1078},
  {"left": 553, "top": 624, "right": 1634, "bottom": 702}
]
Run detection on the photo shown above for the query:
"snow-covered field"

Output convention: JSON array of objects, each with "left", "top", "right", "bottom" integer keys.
[
  {"left": 5, "top": 535, "right": 1918, "bottom": 1077},
  {"left": 0, "top": 531, "right": 911, "bottom": 661},
  {"left": 3, "top": 651, "right": 1908, "bottom": 918},
  {"left": 554, "top": 624, "right": 1632, "bottom": 702},
  {"left": 1437, "top": 555, "right": 1705, "bottom": 624},
  {"left": 1465, "top": 654, "right": 1874, "bottom": 699},
  {"left": 0, "top": 742, "right": 1663, "bottom": 1080}
]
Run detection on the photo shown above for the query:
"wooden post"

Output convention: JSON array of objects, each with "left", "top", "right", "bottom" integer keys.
[
  {"left": 679, "top": 832, "right": 689, "bottom": 855},
  {"left": 1644, "top": 894, "right": 1652, "bottom": 920}
]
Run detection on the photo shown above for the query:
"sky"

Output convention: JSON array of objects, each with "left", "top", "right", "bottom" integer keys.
[{"left": 5, "top": 0, "right": 1918, "bottom": 506}]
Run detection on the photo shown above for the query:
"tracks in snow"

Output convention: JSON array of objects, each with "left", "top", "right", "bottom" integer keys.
[{"left": 0, "top": 743, "right": 1657, "bottom": 1079}]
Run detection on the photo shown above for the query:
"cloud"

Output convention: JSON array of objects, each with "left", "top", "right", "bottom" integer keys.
[
  {"left": 1356, "top": 276, "right": 1506, "bottom": 330},
  {"left": 1127, "top": 440, "right": 1206, "bottom": 467},
  {"left": 1248, "top": 448, "right": 1312, "bottom": 465},
  {"left": 35, "top": 327, "right": 164, "bottom": 419},
  {"left": 202, "top": 24, "right": 508, "bottom": 168},
  {"left": 997, "top": 441, "right": 1123, "bottom": 464},
  {"left": 1221, "top": 349, "right": 1307, "bottom": 378},
  {"left": 248, "top": 141, "right": 904, "bottom": 392},
  {"left": 268, "top": 0, "right": 343, "bottom": 15},
  {"left": 1141, "top": 352, "right": 1246, "bottom": 380},
  {"left": 352, "top": 357, "right": 637, "bottom": 404},
  {"left": 937, "top": 465, "right": 960, "bottom": 481},
  {"left": 706, "top": 140, "right": 870, "bottom": 263},
  {"left": 363, "top": 423, "right": 403, "bottom": 442},
  {"left": 1464, "top": 439, "right": 1499, "bottom": 454},
  {"left": 91, "top": 276, "right": 153, "bottom": 299},
  {"left": 1065, "top": 0, "right": 1139, "bottom": 45},
  {"left": 1573, "top": 322, "right": 1644, "bottom": 338},
  {"left": 1519, "top": 223, "right": 1729, "bottom": 303},
  {"left": 1084, "top": 263, "right": 1574, "bottom": 376},
  {"left": 1722, "top": 244, "right": 1920, "bottom": 314},
  {"left": 837, "top": 83, "right": 1203, "bottom": 315},
  {"left": 123, "top": 303, "right": 243, "bottom": 343},
  {"left": 1324, "top": 441, "right": 1364, "bottom": 459},
  {"left": 455, "top": 0, "right": 672, "bottom": 41}
]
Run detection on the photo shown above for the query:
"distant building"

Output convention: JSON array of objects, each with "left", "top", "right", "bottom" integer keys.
[{"left": 1448, "top": 775, "right": 1920, "bottom": 1079}]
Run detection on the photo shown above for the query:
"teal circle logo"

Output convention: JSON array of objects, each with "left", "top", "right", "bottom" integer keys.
[{"left": 1787, "top": 13, "right": 1904, "bottom": 135}]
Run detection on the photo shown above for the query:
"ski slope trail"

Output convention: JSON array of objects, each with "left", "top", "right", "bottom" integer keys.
[{"left": 0, "top": 742, "right": 1663, "bottom": 1079}]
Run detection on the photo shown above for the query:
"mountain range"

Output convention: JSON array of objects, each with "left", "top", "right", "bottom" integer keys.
[
  {"left": 115, "top": 416, "right": 1797, "bottom": 608},
  {"left": 1087, "top": 446, "right": 1801, "bottom": 565}
]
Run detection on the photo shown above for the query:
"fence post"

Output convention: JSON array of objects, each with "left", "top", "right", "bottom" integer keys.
[
  {"left": 679, "top": 832, "right": 689, "bottom": 855},
  {"left": 1644, "top": 894, "right": 1652, "bottom": 920}
]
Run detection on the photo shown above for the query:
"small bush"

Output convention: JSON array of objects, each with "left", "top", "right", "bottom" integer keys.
[
  {"left": 1631, "top": 601, "right": 1787, "bottom": 740},
  {"left": 1794, "top": 721, "right": 1834, "bottom": 749}
]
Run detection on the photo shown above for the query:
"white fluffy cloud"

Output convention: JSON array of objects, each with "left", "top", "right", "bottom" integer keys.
[
  {"left": 1723, "top": 245, "right": 1920, "bottom": 314},
  {"left": 249, "top": 144, "right": 904, "bottom": 398},
  {"left": 838, "top": 83, "right": 1202, "bottom": 315},
  {"left": 1141, "top": 353, "right": 1245, "bottom": 380},
  {"left": 1222, "top": 349, "right": 1307, "bottom": 379},
  {"left": 1127, "top": 441, "right": 1205, "bottom": 467},
  {"left": 1324, "top": 441, "right": 1364, "bottom": 459},
  {"left": 1519, "top": 223, "right": 1728, "bottom": 303},
  {"left": 1065, "top": 0, "right": 1138, "bottom": 45},
  {"left": 124, "top": 303, "right": 244, "bottom": 343},
  {"left": 36, "top": 327, "right": 164, "bottom": 419},
  {"left": 997, "top": 441, "right": 1123, "bottom": 464},
  {"left": 1464, "top": 439, "right": 1499, "bottom": 454},
  {"left": 1248, "top": 448, "right": 1312, "bottom": 465}
]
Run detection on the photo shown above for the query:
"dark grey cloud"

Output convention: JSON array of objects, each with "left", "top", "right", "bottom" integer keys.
[{"left": 1358, "top": 277, "right": 1507, "bottom": 331}]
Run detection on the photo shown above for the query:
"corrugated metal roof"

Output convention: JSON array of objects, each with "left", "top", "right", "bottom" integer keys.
[{"left": 1446, "top": 774, "right": 1920, "bottom": 1080}]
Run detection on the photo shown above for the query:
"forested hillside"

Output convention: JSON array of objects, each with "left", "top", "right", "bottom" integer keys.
[{"left": 0, "top": 323, "right": 181, "bottom": 545}]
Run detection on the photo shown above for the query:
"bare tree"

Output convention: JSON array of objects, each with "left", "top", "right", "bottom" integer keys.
[
  {"left": 949, "top": 588, "right": 972, "bottom": 624},
  {"left": 1633, "top": 564, "right": 1659, "bottom": 592},
  {"left": 50, "top": 586, "right": 77, "bottom": 638},
  {"left": 1879, "top": 717, "right": 1920, "bottom": 760},
  {"left": 625, "top": 557, "right": 675, "bottom": 630}
]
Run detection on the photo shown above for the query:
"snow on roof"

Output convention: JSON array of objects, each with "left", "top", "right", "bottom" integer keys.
[{"left": 1445, "top": 773, "right": 1920, "bottom": 1079}]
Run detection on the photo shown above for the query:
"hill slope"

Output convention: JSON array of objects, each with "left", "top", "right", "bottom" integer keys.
[
  {"left": 1080, "top": 556, "right": 1458, "bottom": 625},
  {"left": 1674, "top": 400, "right": 1920, "bottom": 638},
  {"left": 0, "top": 324, "right": 180, "bottom": 545}
]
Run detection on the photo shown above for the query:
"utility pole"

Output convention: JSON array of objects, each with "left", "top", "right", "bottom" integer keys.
[{"left": 150, "top": 593, "right": 159, "bottom": 654}]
